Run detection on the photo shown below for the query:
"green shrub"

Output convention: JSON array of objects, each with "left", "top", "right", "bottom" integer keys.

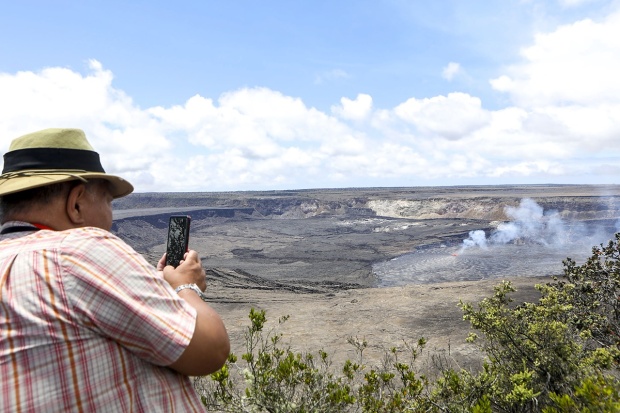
[
  {"left": 544, "top": 374, "right": 620, "bottom": 412},
  {"left": 194, "top": 308, "right": 433, "bottom": 412},
  {"left": 196, "top": 308, "right": 353, "bottom": 412},
  {"left": 557, "top": 233, "right": 620, "bottom": 349}
]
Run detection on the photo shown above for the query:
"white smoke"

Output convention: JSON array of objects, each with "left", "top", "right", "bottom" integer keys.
[
  {"left": 462, "top": 229, "right": 488, "bottom": 250},
  {"left": 460, "top": 198, "right": 605, "bottom": 253}
]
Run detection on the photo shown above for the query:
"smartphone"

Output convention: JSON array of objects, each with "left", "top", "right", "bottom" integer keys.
[{"left": 165, "top": 215, "right": 191, "bottom": 268}]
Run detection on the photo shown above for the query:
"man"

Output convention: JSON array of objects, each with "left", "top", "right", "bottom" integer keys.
[{"left": 0, "top": 128, "right": 230, "bottom": 412}]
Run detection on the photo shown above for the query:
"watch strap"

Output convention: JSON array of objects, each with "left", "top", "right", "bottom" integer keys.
[{"left": 174, "top": 283, "right": 207, "bottom": 300}]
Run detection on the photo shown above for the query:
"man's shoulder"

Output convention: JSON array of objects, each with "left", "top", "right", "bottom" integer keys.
[
  {"left": 0, "top": 224, "right": 133, "bottom": 256},
  {"left": 59, "top": 227, "right": 147, "bottom": 271},
  {"left": 60, "top": 227, "right": 129, "bottom": 248},
  {"left": 19, "top": 227, "right": 129, "bottom": 253},
  {"left": 65, "top": 226, "right": 118, "bottom": 238}
]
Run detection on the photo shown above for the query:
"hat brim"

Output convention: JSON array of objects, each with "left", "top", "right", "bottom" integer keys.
[{"left": 0, "top": 171, "right": 134, "bottom": 199}]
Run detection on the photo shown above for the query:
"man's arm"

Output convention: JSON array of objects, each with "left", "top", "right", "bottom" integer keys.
[
  {"left": 168, "top": 289, "right": 230, "bottom": 375},
  {"left": 160, "top": 250, "right": 230, "bottom": 376}
]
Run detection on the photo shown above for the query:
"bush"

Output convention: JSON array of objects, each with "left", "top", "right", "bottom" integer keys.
[
  {"left": 196, "top": 235, "right": 620, "bottom": 412},
  {"left": 194, "top": 308, "right": 433, "bottom": 412},
  {"left": 557, "top": 233, "right": 620, "bottom": 348},
  {"left": 544, "top": 375, "right": 620, "bottom": 412},
  {"left": 454, "top": 280, "right": 618, "bottom": 412}
]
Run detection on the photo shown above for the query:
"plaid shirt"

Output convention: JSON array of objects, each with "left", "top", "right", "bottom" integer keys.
[{"left": 0, "top": 222, "right": 204, "bottom": 412}]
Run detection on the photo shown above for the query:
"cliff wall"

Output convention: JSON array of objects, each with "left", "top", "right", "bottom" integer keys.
[{"left": 113, "top": 187, "right": 620, "bottom": 222}]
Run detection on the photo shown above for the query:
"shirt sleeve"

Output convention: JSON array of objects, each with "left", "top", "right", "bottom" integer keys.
[{"left": 59, "top": 227, "right": 197, "bottom": 366}]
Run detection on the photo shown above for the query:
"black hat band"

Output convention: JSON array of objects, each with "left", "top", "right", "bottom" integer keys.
[{"left": 2, "top": 148, "right": 106, "bottom": 174}]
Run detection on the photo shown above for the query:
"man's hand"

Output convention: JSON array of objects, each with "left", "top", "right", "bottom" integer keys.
[{"left": 158, "top": 250, "right": 207, "bottom": 291}]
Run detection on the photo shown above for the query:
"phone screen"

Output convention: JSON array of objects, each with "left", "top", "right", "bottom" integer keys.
[{"left": 166, "top": 215, "right": 191, "bottom": 268}]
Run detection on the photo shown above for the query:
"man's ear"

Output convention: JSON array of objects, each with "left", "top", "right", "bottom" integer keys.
[{"left": 66, "top": 183, "right": 87, "bottom": 225}]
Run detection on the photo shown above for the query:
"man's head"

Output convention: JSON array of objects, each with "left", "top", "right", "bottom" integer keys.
[{"left": 0, "top": 128, "right": 133, "bottom": 230}]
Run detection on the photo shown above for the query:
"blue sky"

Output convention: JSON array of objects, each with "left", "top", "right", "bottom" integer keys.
[{"left": 1, "top": 0, "right": 620, "bottom": 191}]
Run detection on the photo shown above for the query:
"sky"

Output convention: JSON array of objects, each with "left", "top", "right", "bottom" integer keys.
[{"left": 1, "top": 0, "right": 620, "bottom": 192}]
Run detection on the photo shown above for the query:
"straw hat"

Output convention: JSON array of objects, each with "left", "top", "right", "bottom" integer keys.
[{"left": 0, "top": 128, "right": 134, "bottom": 198}]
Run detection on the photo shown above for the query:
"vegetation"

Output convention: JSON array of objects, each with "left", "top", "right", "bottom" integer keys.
[{"left": 194, "top": 234, "right": 620, "bottom": 412}]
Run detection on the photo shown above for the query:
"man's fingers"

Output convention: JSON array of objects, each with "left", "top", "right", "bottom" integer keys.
[
  {"left": 184, "top": 250, "right": 199, "bottom": 262},
  {"left": 156, "top": 253, "right": 167, "bottom": 271}
]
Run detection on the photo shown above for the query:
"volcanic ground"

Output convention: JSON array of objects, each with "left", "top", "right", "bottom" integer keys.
[{"left": 111, "top": 184, "right": 620, "bottom": 371}]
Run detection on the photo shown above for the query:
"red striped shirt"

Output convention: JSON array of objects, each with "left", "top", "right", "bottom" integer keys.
[{"left": 0, "top": 224, "right": 204, "bottom": 412}]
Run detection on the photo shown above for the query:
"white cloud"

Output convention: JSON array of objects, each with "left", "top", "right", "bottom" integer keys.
[
  {"left": 393, "top": 93, "right": 491, "bottom": 140},
  {"left": 442, "top": 62, "right": 461, "bottom": 81},
  {"left": 484, "top": 7, "right": 620, "bottom": 177},
  {"left": 490, "top": 10, "right": 620, "bottom": 107},
  {"left": 331, "top": 93, "right": 373, "bottom": 121}
]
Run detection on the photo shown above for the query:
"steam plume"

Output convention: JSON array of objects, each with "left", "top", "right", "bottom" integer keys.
[{"left": 460, "top": 198, "right": 606, "bottom": 253}]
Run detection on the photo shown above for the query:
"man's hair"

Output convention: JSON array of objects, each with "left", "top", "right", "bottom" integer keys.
[{"left": 0, "top": 180, "right": 93, "bottom": 222}]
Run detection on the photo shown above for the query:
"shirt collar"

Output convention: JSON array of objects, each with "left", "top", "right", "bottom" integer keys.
[{"left": 0, "top": 221, "right": 40, "bottom": 236}]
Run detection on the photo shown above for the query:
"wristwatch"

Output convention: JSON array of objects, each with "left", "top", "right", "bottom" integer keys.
[{"left": 175, "top": 283, "right": 207, "bottom": 301}]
